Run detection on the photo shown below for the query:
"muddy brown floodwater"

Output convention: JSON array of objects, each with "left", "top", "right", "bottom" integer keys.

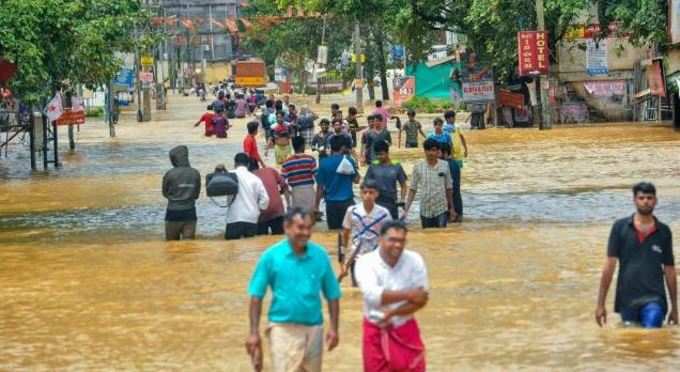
[{"left": 2, "top": 94, "right": 680, "bottom": 371}]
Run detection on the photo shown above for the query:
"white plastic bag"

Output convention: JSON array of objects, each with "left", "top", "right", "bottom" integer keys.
[{"left": 335, "top": 155, "right": 356, "bottom": 175}]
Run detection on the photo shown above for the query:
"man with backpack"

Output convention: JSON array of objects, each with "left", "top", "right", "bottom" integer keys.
[
  {"left": 225, "top": 153, "right": 269, "bottom": 240},
  {"left": 315, "top": 136, "right": 361, "bottom": 230}
]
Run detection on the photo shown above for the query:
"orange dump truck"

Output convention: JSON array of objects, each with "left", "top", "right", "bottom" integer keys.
[{"left": 234, "top": 59, "right": 267, "bottom": 87}]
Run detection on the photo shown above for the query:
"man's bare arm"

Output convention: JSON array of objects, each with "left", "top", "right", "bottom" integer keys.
[
  {"left": 664, "top": 265, "right": 678, "bottom": 324},
  {"left": 249, "top": 297, "right": 263, "bottom": 336},
  {"left": 595, "top": 257, "right": 617, "bottom": 327}
]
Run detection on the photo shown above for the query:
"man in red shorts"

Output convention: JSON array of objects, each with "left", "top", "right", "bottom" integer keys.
[{"left": 355, "top": 220, "right": 429, "bottom": 372}]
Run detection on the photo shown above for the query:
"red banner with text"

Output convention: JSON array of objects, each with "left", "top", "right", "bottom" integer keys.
[{"left": 517, "top": 31, "right": 550, "bottom": 76}]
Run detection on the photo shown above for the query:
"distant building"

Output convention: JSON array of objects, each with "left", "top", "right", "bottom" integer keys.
[{"left": 146, "top": 0, "right": 246, "bottom": 86}]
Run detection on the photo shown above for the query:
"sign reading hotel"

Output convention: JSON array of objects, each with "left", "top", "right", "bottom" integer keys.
[{"left": 517, "top": 31, "right": 550, "bottom": 76}]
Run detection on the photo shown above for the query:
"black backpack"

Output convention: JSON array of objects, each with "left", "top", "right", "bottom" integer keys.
[{"left": 206, "top": 170, "right": 238, "bottom": 197}]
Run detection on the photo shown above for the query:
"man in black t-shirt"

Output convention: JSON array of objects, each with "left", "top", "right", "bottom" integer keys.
[{"left": 595, "top": 182, "right": 678, "bottom": 328}]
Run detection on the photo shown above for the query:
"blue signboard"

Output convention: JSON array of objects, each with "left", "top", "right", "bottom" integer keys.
[
  {"left": 391, "top": 45, "right": 405, "bottom": 61},
  {"left": 114, "top": 68, "right": 135, "bottom": 88}
]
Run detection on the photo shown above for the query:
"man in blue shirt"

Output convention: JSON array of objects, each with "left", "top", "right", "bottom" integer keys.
[
  {"left": 315, "top": 135, "right": 361, "bottom": 230},
  {"left": 427, "top": 117, "right": 452, "bottom": 149},
  {"left": 246, "top": 208, "right": 341, "bottom": 372}
]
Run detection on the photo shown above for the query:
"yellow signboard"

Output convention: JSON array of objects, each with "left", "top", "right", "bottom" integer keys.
[
  {"left": 235, "top": 76, "right": 266, "bottom": 87},
  {"left": 141, "top": 55, "right": 154, "bottom": 66}
]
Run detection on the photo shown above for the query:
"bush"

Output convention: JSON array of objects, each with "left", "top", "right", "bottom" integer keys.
[
  {"left": 85, "top": 107, "right": 104, "bottom": 118},
  {"left": 402, "top": 97, "right": 456, "bottom": 114}
]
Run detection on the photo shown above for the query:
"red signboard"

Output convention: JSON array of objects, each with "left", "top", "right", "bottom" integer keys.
[
  {"left": 517, "top": 31, "right": 550, "bottom": 76},
  {"left": 56, "top": 109, "right": 86, "bottom": 126},
  {"left": 647, "top": 60, "right": 667, "bottom": 97},
  {"left": 498, "top": 89, "right": 524, "bottom": 110},
  {"left": 393, "top": 77, "right": 415, "bottom": 107}
]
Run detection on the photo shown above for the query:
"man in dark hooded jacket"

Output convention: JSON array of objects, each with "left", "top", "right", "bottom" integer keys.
[{"left": 163, "top": 145, "right": 201, "bottom": 240}]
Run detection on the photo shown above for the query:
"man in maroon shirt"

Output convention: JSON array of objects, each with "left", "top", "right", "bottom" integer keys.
[{"left": 252, "top": 163, "right": 289, "bottom": 235}]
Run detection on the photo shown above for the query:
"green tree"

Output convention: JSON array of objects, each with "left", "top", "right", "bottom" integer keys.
[
  {"left": 280, "top": 0, "right": 413, "bottom": 100},
  {"left": 242, "top": 0, "right": 353, "bottom": 91},
  {"left": 408, "top": 0, "right": 669, "bottom": 82},
  {"left": 0, "top": 0, "right": 151, "bottom": 104}
]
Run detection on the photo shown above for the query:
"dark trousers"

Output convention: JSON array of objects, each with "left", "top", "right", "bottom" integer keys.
[
  {"left": 165, "top": 220, "right": 196, "bottom": 240},
  {"left": 421, "top": 212, "right": 448, "bottom": 229},
  {"left": 326, "top": 199, "right": 355, "bottom": 230},
  {"left": 471, "top": 112, "right": 485, "bottom": 129},
  {"left": 225, "top": 222, "right": 257, "bottom": 240},
  {"left": 450, "top": 160, "right": 463, "bottom": 218},
  {"left": 257, "top": 216, "right": 285, "bottom": 235},
  {"left": 377, "top": 197, "right": 399, "bottom": 220}
]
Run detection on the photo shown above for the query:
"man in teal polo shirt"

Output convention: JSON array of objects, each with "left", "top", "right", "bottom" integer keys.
[{"left": 245, "top": 208, "right": 341, "bottom": 372}]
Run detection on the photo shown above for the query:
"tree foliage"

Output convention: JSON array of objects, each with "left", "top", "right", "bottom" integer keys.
[
  {"left": 242, "top": 0, "right": 353, "bottom": 88},
  {"left": 261, "top": 0, "right": 670, "bottom": 85},
  {"left": 0, "top": 0, "right": 152, "bottom": 104}
]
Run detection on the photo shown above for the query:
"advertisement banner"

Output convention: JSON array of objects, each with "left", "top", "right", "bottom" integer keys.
[
  {"left": 451, "top": 50, "right": 495, "bottom": 103},
  {"left": 584, "top": 80, "right": 626, "bottom": 96},
  {"left": 586, "top": 39, "right": 608, "bottom": 76},
  {"left": 139, "top": 72, "right": 154, "bottom": 83},
  {"left": 462, "top": 81, "right": 495, "bottom": 103},
  {"left": 393, "top": 76, "right": 415, "bottom": 107},
  {"left": 517, "top": 31, "right": 550, "bottom": 76}
]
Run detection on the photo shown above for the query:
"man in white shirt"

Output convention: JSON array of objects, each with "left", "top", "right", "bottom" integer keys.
[
  {"left": 355, "top": 220, "right": 429, "bottom": 372},
  {"left": 225, "top": 153, "right": 269, "bottom": 240}
]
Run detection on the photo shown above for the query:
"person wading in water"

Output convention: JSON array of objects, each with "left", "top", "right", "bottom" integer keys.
[
  {"left": 355, "top": 220, "right": 429, "bottom": 372},
  {"left": 245, "top": 208, "right": 341, "bottom": 372},
  {"left": 595, "top": 182, "right": 678, "bottom": 328}
]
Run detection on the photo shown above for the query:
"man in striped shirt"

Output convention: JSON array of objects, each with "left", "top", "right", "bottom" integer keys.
[{"left": 281, "top": 136, "right": 318, "bottom": 213}]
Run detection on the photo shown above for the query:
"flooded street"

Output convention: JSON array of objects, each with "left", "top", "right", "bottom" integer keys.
[{"left": 2, "top": 94, "right": 680, "bottom": 370}]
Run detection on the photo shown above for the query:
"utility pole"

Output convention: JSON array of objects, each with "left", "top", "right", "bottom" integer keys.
[
  {"left": 354, "top": 20, "right": 364, "bottom": 113},
  {"left": 536, "top": 0, "right": 552, "bottom": 129},
  {"left": 315, "top": 14, "right": 327, "bottom": 104},
  {"left": 135, "top": 32, "right": 143, "bottom": 122}
]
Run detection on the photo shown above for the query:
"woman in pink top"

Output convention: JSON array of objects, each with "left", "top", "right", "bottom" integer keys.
[
  {"left": 373, "top": 100, "right": 391, "bottom": 129},
  {"left": 235, "top": 94, "right": 248, "bottom": 118}
]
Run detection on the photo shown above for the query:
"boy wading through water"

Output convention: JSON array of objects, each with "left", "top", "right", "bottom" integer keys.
[
  {"left": 404, "top": 138, "right": 455, "bottom": 228},
  {"left": 400, "top": 109, "right": 425, "bottom": 148},
  {"left": 246, "top": 208, "right": 341, "bottom": 372},
  {"left": 365, "top": 140, "right": 408, "bottom": 220},
  {"left": 596, "top": 182, "right": 678, "bottom": 328},
  {"left": 338, "top": 180, "right": 392, "bottom": 286},
  {"left": 355, "top": 220, "right": 429, "bottom": 372}
]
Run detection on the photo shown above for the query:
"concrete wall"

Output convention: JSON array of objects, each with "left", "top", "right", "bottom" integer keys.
[
  {"left": 555, "top": 38, "right": 650, "bottom": 121},
  {"left": 557, "top": 38, "right": 650, "bottom": 81}
]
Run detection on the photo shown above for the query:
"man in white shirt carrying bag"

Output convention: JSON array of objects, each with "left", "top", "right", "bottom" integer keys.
[
  {"left": 225, "top": 153, "right": 269, "bottom": 240},
  {"left": 355, "top": 220, "right": 429, "bottom": 372}
]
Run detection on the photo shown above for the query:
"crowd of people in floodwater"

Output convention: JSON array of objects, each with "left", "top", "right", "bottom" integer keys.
[
  {"left": 176, "top": 91, "right": 469, "bottom": 241},
  {"left": 161, "top": 89, "right": 677, "bottom": 372}
]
